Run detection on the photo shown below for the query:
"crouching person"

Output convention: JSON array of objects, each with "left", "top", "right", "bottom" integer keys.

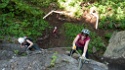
[{"left": 18, "top": 37, "right": 42, "bottom": 54}]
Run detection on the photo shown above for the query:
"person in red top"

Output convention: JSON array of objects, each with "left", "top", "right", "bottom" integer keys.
[
  {"left": 53, "top": 26, "right": 57, "bottom": 33},
  {"left": 69, "top": 29, "right": 90, "bottom": 58},
  {"left": 53, "top": 26, "right": 58, "bottom": 38}
]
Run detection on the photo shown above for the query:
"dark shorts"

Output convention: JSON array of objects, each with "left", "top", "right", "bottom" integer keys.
[{"left": 75, "top": 44, "right": 89, "bottom": 58}]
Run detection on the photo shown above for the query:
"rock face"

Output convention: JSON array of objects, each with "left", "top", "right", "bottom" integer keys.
[
  {"left": 103, "top": 31, "right": 125, "bottom": 70},
  {"left": 0, "top": 38, "right": 108, "bottom": 70},
  {"left": 0, "top": 50, "right": 15, "bottom": 60},
  {"left": 0, "top": 49, "right": 108, "bottom": 70},
  {"left": 81, "top": 59, "right": 108, "bottom": 70},
  {"left": 0, "top": 50, "right": 79, "bottom": 70},
  {"left": 103, "top": 31, "right": 125, "bottom": 58}
]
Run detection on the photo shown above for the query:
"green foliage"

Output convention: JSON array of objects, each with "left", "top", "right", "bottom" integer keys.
[
  {"left": 57, "top": 0, "right": 125, "bottom": 29},
  {"left": 0, "top": 0, "right": 10, "bottom": 8},
  {"left": 1, "top": 0, "right": 125, "bottom": 55},
  {"left": 26, "top": 0, "right": 57, "bottom": 7},
  {"left": 120, "top": 20, "right": 125, "bottom": 29},
  {"left": 0, "top": 0, "right": 49, "bottom": 40},
  {"left": 89, "top": 32, "right": 105, "bottom": 53},
  {"left": 50, "top": 52, "right": 58, "bottom": 67},
  {"left": 13, "top": 50, "right": 27, "bottom": 56},
  {"left": 62, "top": 23, "right": 84, "bottom": 41},
  {"left": 21, "top": 53, "right": 27, "bottom": 56},
  {"left": 97, "top": 1, "right": 125, "bottom": 29},
  {"left": 58, "top": 0, "right": 83, "bottom": 17},
  {"left": 13, "top": 50, "right": 19, "bottom": 54},
  {"left": 63, "top": 22, "right": 105, "bottom": 53},
  {"left": 105, "top": 32, "right": 112, "bottom": 40},
  {"left": 11, "top": 0, "right": 44, "bottom": 16}
]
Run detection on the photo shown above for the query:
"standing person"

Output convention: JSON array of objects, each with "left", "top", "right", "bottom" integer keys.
[
  {"left": 89, "top": 6, "right": 99, "bottom": 29},
  {"left": 69, "top": 29, "right": 90, "bottom": 58},
  {"left": 83, "top": 6, "right": 99, "bottom": 29},
  {"left": 52, "top": 26, "right": 58, "bottom": 38},
  {"left": 18, "top": 36, "right": 42, "bottom": 54}
]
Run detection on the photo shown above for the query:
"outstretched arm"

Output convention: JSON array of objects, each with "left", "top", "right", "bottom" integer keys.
[
  {"left": 90, "top": 6, "right": 99, "bottom": 29},
  {"left": 26, "top": 39, "right": 33, "bottom": 49},
  {"left": 72, "top": 35, "right": 79, "bottom": 49},
  {"left": 82, "top": 39, "right": 90, "bottom": 57}
]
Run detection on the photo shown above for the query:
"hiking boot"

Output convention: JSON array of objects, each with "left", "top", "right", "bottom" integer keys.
[
  {"left": 68, "top": 49, "right": 75, "bottom": 56},
  {"left": 68, "top": 53, "right": 70, "bottom": 56}
]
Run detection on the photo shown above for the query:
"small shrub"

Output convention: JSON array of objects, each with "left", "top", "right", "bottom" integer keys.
[
  {"left": 105, "top": 32, "right": 112, "bottom": 40},
  {"left": 89, "top": 32, "right": 106, "bottom": 53},
  {"left": 13, "top": 50, "right": 19, "bottom": 55},
  {"left": 62, "top": 23, "right": 84, "bottom": 41},
  {"left": 50, "top": 52, "right": 58, "bottom": 67}
]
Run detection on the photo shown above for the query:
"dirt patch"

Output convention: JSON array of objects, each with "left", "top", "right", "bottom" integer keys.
[{"left": 37, "top": 13, "right": 68, "bottom": 49}]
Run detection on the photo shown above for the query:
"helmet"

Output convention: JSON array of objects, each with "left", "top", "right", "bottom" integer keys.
[
  {"left": 82, "top": 29, "right": 90, "bottom": 35},
  {"left": 18, "top": 37, "right": 25, "bottom": 44}
]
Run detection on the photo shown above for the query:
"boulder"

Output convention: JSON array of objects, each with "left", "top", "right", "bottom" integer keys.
[{"left": 103, "top": 31, "right": 125, "bottom": 58}]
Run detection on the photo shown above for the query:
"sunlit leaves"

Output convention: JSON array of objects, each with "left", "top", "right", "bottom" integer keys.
[
  {"left": 98, "top": 0, "right": 125, "bottom": 29},
  {"left": 58, "top": 0, "right": 83, "bottom": 17}
]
